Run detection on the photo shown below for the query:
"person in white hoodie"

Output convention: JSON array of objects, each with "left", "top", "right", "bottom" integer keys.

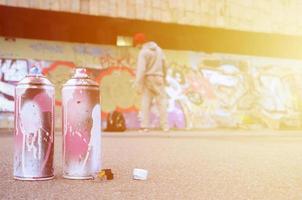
[{"left": 133, "top": 33, "right": 169, "bottom": 132}]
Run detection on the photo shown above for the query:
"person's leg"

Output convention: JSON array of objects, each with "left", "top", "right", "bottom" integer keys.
[
  {"left": 159, "top": 88, "right": 169, "bottom": 131},
  {"left": 152, "top": 78, "right": 169, "bottom": 131},
  {"left": 141, "top": 87, "right": 152, "bottom": 130}
]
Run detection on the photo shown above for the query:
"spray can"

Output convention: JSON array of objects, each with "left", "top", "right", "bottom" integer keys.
[
  {"left": 62, "top": 68, "right": 101, "bottom": 179},
  {"left": 13, "top": 67, "right": 55, "bottom": 180}
]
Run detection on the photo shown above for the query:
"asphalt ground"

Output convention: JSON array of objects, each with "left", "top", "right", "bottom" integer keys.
[{"left": 1, "top": 130, "right": 302, "bottom": 200}]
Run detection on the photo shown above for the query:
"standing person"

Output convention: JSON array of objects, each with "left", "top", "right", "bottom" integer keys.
[{"left": 133, "top": 33, "right": 169, "bottom": 132}]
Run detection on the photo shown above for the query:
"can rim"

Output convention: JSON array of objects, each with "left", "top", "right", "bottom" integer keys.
[
  {"left": 62, "top": 175, "right": 94, "bottom": 180},
  {"left": 16, "top": 82, "right": 54, "bottom": 86},
  {"left": 14, "top": 175, "right": 54, "bottom": 181},
  {"left": 63, "top": 84, "right": 99, "bottom": 87}
]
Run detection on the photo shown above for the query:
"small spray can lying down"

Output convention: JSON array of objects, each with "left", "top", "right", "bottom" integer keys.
[
  {"left": 14, "top": 67, "right": 55, "bottom": 180},
  {"left": 62, "top": 68, "right": 102, "bottom": 179}
]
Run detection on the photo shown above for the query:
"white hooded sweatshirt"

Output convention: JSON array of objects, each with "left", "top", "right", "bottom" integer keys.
[{"left": 135, "top": 41, "right": 166, "bottom": 85}]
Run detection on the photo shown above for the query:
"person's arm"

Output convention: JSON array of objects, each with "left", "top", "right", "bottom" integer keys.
[
  {"left": 135, "top": 51, "right": 146, "bottom": 84},
  {"left": 162, "top": 52, "right": 167, "bottom": 85}
]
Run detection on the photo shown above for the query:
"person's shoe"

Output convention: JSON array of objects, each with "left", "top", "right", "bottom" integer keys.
[
  {"left": 139, "top": 128, "right": 149, "bottom": 133},
  {"left": 162, "top": 127, "right": 169, "bottom": 132}
]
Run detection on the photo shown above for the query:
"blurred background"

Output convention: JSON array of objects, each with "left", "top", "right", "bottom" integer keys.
[{"left": 1, "top": 0, "right": 302, "bottom": 131}]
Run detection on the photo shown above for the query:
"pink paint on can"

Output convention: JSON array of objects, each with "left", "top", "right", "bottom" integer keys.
[
  {"left": 14, "top": 70, "right": 55, "bottom": 181},
  {"left": 62, "top": 68, "right": 101, "bottom": 179}
]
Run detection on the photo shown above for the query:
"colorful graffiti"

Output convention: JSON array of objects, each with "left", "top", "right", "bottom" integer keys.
[{"left": 2, "top": 44, "right": 302, "bottom": 130}]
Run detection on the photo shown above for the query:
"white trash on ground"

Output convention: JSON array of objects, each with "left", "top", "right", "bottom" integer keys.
[{"left": 133, "top": 168, "right": 148, "bottom": 180}]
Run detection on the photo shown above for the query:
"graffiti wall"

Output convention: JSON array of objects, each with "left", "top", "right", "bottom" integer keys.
[{"left": 1, "top": 38, "right": 302, "bottom": 130}]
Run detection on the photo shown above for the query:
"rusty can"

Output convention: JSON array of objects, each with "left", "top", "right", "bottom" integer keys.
[
  {"left": 62, "top": 68, "right": 101, "bottom": 179},
  {"left": 13, "top": 67, "right": 55, "bottom": 180}
]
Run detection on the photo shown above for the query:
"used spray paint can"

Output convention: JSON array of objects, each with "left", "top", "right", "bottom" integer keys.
[
  {"left": 14, "top": 67, "right": 55, "bottom": 180},
  {"left": 62, "top": 68, "right": 101, "bottom": 179}
]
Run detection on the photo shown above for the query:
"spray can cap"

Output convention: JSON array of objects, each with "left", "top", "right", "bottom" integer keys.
[{"left": 73, "top": 68, "right": 89, "bottom": 78}]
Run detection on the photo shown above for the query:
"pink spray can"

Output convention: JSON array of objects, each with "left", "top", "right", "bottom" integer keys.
[
  {"left": 13, "top": 67, "right": 55, "bottom": 180},
  {"left": 62, "top": 68, "right": 101, "bottom": 179}
]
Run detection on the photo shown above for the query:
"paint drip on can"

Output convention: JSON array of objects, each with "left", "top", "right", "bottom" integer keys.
[
  {"left": 62, "top": 68, "right": 101, "bottom": 179},
  {"left": 14, "top": 67, "right": 55, "bottom": 180}
]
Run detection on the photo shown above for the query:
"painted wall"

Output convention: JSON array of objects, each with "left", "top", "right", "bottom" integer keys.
[
  {"left": 1, "top": 38, "right": 302, "bottom": 130},
  {"left": 1, "top": 0, "right": 302, "bottom": 36}
]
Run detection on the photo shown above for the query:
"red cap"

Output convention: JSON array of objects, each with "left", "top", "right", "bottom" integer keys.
[{"left": 133, "top": 33, "right": 147, "bottom": 46}]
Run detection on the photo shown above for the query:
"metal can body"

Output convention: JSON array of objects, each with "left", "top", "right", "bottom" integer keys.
[
  {"left": 14, "top": 75, "right": 55, "bottom": 180},
  {"left": 62, "top": 68, "right": 101, "bottom": 179}
]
